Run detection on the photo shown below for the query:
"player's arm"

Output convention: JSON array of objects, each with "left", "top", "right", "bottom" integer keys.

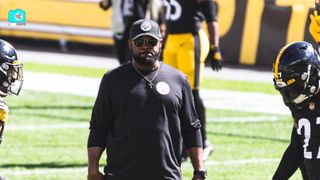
[
  {"left": 180, "top": 78, "right": 206, "bottom": 179},
  {"left": 87, "top": 114, "right": 109, "bottom": 179},
  {"left": 87, "top": 123, "right": 107, "bottom": 179},
  {"left": 198, "top": 0, "right": 223, "bottom": 71},
  {"left": 87, "top": 146, "right": 105, "bottom": 180},
  {"left": 197, "top": 0, "right": 219, "bottom": 47},
  {"left": 158, "top": 2, "right": 167, "bottom": 38},
  {"left": 87, "top": 75, "right": 114, "bottom": 179},
  {"left": 187, "top": 147, "right": 206, "bottom": 180},
  {"left": 0, "top": 99, "right": 9, "bottom": 144}
]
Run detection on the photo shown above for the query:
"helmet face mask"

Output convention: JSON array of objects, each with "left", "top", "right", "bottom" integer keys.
[
  {"left": 273, "top": 41, "right": 320, "bottom": 106},
  {"left": 5, "top": 63, "right": 23, "bottom": 95}
]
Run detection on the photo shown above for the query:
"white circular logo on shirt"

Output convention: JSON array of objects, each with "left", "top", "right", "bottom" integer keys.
[
  {"left": 140, "top": 22, "right": 152, "bottom": 31},
  {"left": 156, "top": 82, "right": 170, "bottom": 95}
]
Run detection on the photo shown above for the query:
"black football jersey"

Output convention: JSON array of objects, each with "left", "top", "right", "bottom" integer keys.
[
  {"left": 289, "top": 94, "right": 320, "bottom": 159},
  {"left": 164, "top": 0, "right": 203, "bottom": 34}
]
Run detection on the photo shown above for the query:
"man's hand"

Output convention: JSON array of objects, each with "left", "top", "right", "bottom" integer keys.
[
  {"left": 87, "top": 171, "right": 104, "bottom": 180},
  {"left": 192, "top": 170, "right": 206, "bottom": 180},
  {"left": 99, "top": 0, "right": 111, "bottom": 11},
  {"left": 207, "top": 46, "right": 223, "bottom": 71},
  {"left": 309, "top": 10, "right": 320, "bottom": 43},
  {"left": 87, "top": 147, "right": 105, "bottom": 180}
]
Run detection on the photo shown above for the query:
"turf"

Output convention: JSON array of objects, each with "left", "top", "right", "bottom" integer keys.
[
  {"left": 0, "top": 62, "right": 303, "bottom": 179},
  {"left": 24, "top": 62, "right": 277, "bottom": 94},
  {"left": 0, "top": 91, "right": 301, "bottom": 179}
]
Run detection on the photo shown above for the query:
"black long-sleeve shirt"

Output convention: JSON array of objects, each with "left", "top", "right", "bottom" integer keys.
[{"left": 88, "top": 62, "right": 202, "bottom": 180}]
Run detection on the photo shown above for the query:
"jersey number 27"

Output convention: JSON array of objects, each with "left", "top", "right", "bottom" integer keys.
[{"left": 297, "top": 117, "right": 320, "bottom": 159}]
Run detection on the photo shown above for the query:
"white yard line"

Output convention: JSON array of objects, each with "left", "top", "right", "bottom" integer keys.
[
  {"left": 23, "top": 72, "right": 101, "bottom": 97},
  {"left": 19, "top": 49, "right": 272, "bottom": 83}
]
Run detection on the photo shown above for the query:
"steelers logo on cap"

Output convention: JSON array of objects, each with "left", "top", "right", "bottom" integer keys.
[{"left": 140, "top": 21, "right": 152, "bottom": 32}]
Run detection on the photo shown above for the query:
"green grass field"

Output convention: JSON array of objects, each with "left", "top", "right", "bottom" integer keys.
[{"left": 0, "top": 63, "right": 302, "bottom": 179}]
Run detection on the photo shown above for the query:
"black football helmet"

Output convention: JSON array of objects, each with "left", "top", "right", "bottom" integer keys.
[
  {"left": 273, "top": 41, "right": 320, "bottom": 106},
  {"left": 0, "top": 40, "right": 23, "bottom": 96}
]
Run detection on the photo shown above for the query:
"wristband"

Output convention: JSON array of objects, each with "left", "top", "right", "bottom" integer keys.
[
  {"left": 210, "top": 45, "right": 219, "bottom": 51},
  {"left": 193, "top": 170, "right": 207, "bottom": 179}
]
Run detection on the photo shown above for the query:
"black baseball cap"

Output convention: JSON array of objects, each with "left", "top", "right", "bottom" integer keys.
[{"left": 130, "top": 19, "right": 162, "bottom": 40}]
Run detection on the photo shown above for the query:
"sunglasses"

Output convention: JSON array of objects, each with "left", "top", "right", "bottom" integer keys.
[{"left": 134, "top": 38, "right": 158, "bottom": 47}]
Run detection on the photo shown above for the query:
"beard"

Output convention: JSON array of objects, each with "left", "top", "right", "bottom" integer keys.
[{"left": 131, "top": 50, "right": 160, "bottom": 65}]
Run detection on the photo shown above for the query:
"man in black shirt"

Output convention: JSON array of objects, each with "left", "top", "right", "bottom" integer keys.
[
  {"left": 273, "top": 41, "right": 320, "bottom": 180},
  {"left": 87, "top": 19, "right": 206, "bottom": 180}
]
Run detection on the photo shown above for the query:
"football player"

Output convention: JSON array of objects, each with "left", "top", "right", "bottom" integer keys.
[
  {"left": 272, "top": 9, "right": 320, "bottom": 180},
  {"left": 162, "top": 0, "right": 222, "bottom": 161},
  {"left": 0, "top": 39, "right": 24, "bottom": 144},
  {"left": 273, "top": 41, "right": 320, "bottom": 179}
]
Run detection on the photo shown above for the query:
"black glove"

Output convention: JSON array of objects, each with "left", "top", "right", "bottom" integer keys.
[
  {"left": 99, "top": 0, "right": 111, "bottom": 11},
  {"left": 207, "top": 46, "right": 223, "bottom": 71}
]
